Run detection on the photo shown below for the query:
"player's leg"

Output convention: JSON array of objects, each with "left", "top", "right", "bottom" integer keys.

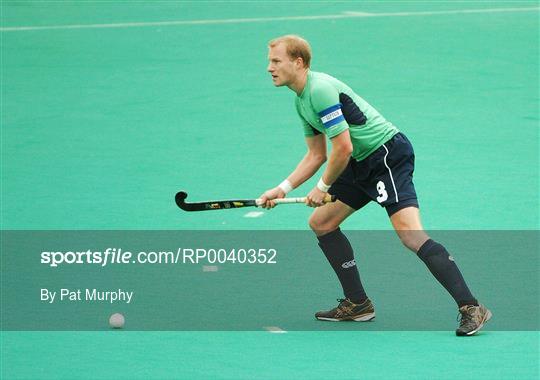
[
  {"left": 389, "top": 206, "right": 491, "bottom": 335},
  {"left": 366, "top": 133, "right": 491, "bottom": 334},
  {"left": 368, "top": 133, "right": 477, "bottom": 306},
  {"left": 310, "top": 202, "right": 375, "bottom": 321},
  {"left": 308, "top": 198, "right": 356, "bottom": 236},
  {"left": 390, "top": 205, "right": 478, "bottom": 307},
  {"left": 389, "top": 204, "right": 478, "bottom": 308},
  {"left": 388, "top": 206, "right": 429, "bottom": 251},
  {"left": 310, "top": 162, "right": 375, "bottom": 321},
  {"left": 309, "top": 200, "right": 370, "bottom": 305}
]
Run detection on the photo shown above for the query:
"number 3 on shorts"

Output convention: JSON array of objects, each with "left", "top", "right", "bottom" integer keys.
[{"left": 376, "top": 180, "right": 388, "bottom": 203}]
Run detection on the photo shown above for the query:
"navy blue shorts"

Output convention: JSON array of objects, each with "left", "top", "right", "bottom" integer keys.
[{"left": 329, "top": 132, "right": 419, "bottom": 216}]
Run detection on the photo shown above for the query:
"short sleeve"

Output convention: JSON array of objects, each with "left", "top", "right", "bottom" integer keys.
[
  {"left": 295, "top": 98, "right": 317, "bottom": 137},
  {"left": 311, "top": 81, "right": 349, "bottom": 139},
  {"left": 300, "top": 115, "right": 315, "bottom": 137}
]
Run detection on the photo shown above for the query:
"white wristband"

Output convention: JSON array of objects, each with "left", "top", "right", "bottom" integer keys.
[
  {"left": 317, "top": 178, "right": 331, "bottom": 192},
  {"left": 278, "top": 179, "right": 293, "bottom": 194}
]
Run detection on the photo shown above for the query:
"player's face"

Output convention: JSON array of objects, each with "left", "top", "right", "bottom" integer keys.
[{"left": 267, "top": 43, "right": 300, "bottom": 87}]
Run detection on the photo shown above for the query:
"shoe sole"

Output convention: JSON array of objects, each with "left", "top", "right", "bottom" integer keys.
[
  {"left": 457, "top": 309, "right": 493, "bottom": 336},
  {"left": 316, "top": 312, "right": 375, "bottom": 322}
]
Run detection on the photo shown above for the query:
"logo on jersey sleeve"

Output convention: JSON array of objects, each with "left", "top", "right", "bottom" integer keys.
[{"left": 318, "top": 104, "right": 345, "bottom": 128}]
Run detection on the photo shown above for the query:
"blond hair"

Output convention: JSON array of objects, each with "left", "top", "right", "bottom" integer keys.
[{"left": 268, "top": 35, "right": 311, "bottom": 68}]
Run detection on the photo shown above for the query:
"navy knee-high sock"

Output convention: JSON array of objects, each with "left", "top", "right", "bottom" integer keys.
[
  {"left": 317, "top": 228, "right": 367, "bottom": 303},
  {"left": 417, "top": 239, "right": 478, "bottom": 307}
]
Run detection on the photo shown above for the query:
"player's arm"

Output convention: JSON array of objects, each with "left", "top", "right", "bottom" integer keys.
[
  {"left": 306, "top": 129, "right": 352, "bottom": 207},
  {"left": 287, "top": 133, "right": 327, "bottom": 187},
  {"left": 259, "top": 133, "right": 326, "bottom": 209},
  {"left": 325, "top": 129, "right": 353, "bottom": 187},
  {"left": 305, "top": 82, "right": 353, "bottom": 207}
]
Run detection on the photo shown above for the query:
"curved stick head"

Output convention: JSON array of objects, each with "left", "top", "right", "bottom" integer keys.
[{"left": 175, "top": 191, "right": 188, "bottom": 209}]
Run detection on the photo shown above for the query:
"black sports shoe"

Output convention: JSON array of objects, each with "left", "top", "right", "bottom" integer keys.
[
  {"left": 456, "top": 304, "right": 492, "bottom": 336},
  {"left": 315, "top": 298, "right": 375, "bottom": 322}
]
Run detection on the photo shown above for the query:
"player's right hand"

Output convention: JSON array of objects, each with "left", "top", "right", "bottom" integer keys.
[{"left": 258, "top": 187, "right": 286, "bottom": 209}]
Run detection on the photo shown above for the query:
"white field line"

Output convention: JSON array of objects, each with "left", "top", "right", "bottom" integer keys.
[
  {"left": 1, "top": 7, "right": 538, "bottom": 32},
  {"left": 202, "top": 265, "right": 218, "bottom": 272},
  {"left": 342, "top": 7, "right": 540, "bottom": 17},
  {"left": 244, "top": 211, "right": 264, "bottom": 218},
  {"left": 264, "top": 326, "right": 287, "bottom": 333}
]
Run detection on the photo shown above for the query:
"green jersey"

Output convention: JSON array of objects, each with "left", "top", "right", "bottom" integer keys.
[{"left": 295, "top": 71, "right": 399, "bottom": 161}]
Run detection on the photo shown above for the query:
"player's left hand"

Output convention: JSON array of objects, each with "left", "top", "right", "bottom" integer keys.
[{"left": 306, "top": 187, "right": 327, "bottom": 208}]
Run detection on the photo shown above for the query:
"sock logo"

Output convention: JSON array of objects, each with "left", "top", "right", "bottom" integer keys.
[{"left": 341, "top": 259, "right": 356, "bottom": 269}]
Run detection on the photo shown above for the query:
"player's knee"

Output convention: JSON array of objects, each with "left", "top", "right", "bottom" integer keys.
[
  {"left": 397, "top": 231, "right": 429, "bottom": 252},
  {"left": 308, "top": 215, "right": 322, "bottom": 232},
  {"left": 308, "top": 215, "right": 338, "bottom": 236},
  {"left": 399, "top": 236, "right": 418, "bottom": 252}
]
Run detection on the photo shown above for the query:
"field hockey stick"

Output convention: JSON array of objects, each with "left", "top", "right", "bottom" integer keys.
[{"left": 175, "top": 191, "right": 336, "bottom": 212}]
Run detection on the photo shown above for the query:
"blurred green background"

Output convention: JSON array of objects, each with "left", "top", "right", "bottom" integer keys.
[{"left": 2, "top": 1, "right": 538, "bottom": 230}]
